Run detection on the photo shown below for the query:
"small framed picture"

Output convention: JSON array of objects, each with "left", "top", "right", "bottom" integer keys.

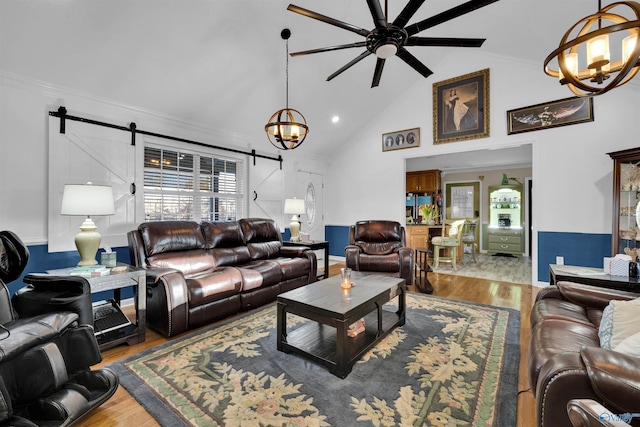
[
  {"left": 382, "top": 128, "right": 420, "bottom": 152},
  {"left": 507, "top": 96, "right": 594, "bottom": 135}
]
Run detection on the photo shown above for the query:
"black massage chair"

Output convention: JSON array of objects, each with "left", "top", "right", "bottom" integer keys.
[{"left": 0, "top": 231, "right": 118, "bottom": 426}]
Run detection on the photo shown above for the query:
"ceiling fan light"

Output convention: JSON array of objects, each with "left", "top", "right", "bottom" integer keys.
[{"left": 376, "top": 43, "right": 397, "bottom": 59}]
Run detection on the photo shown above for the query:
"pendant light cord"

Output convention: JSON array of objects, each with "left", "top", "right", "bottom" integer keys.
[{"left": 285, "top": 38, "right": 289, "bottom": 110}]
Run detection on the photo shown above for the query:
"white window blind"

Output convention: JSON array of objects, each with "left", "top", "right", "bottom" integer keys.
[{"left": 143, "top": 145, "right": 245, "bottom": 222}]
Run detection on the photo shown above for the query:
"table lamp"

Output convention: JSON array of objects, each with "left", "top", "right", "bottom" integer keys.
[
  {"left": 284, "top": 198, "right": 305, "bottom": 242},
  {"left": 61, "top": 182, "right": 115, "bottom": 266}
]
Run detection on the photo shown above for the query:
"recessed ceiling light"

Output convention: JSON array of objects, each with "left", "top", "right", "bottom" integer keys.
[{"left": 331, "top": 116, "right": 340, "bottom": 123}]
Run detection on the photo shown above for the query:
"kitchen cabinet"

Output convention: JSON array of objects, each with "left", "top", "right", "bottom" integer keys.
[
  {"left": 609, "top": 147, "right": 640, "bottom": 256},
  {"left": 406, "top": 170, "right": 441, "bottom": 193},
  {"left": 487, "top": 184, "right": 523, "bottom": 257},
  {"left": 406, "top": 225, "right": 462, "bottom": 263}
]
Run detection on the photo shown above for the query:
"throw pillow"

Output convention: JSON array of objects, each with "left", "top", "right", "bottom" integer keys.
[
  {"left": 598, "top": 298, "right": 640, "bottom": 350},
  {"left": 598, "top": 303, "right": 615, "bottom": 349},
  {"left": 614, "top": 331, "right": 640, "bottom": 358}
]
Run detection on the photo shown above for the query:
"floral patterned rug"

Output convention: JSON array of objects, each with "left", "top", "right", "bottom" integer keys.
[{"left": 109, "top": 292, "right": 520, "bottom": 426}]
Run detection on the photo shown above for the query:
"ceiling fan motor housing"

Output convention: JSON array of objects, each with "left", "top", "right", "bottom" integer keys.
[{"left": 367, "top": 26, "right": 407, "bottom": 58}]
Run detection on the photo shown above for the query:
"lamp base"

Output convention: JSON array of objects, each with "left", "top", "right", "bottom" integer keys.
[
  {"left": 75, "top": 217, "right": 101, "bottom": 266},
  {"left": 289, "top": 216, "right": 301, "bottom": 242}
]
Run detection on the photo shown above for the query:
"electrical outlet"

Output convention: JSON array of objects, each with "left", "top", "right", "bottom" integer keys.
[{"left": 556, "top": 256, "right": 564, "bottom": 265}]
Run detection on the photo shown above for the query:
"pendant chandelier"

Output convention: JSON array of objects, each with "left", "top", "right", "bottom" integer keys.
[
  {"left": 544, "top": 1, "right": 640, "bottom": 96},
  {"left": 265, "top": 29, "right": 309, "bottom": 150}
]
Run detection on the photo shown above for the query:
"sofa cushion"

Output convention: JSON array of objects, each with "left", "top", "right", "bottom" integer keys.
[
  {"left": 236, "top": 260, "right": 283, "bottom": 291},
  {"left": 186, "top": 267, "right": 243, "bottom": 306},
  {"left": 202, "top": 221, "right": 252, "bottom": 267},
  {"left": 239, "top": 218, "right": 283, "bottom": 260},
  {"left": 146, "top": 250, "right": 214, "bottom": 276},
  {"left": 269, "top": 256, "right": 312, "bottom": 280},
  {"left": 614, "top": 331, "right": 640, "bottom": 357},
  {"left": 356, "top": 253, "right": 400, "bottom": 272},
  {"left": 139, "top": 221, "right": 205, "bottom": 257},
  {"left": 353, "top": 221, "right": 403, "bottom": 255},
  {"left": 598, "top": 297, "right": 640, "bottom": 350}
]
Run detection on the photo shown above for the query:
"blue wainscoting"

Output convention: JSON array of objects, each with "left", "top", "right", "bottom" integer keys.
[
  {"left": 10, "top": 244, "right": 133, "bottom": 301},
  {"left": 325, "top": 225, "right": 350, "bottom": 257},
  {"left": 537, "top": 231, "right": 611, "bottom": 283}
]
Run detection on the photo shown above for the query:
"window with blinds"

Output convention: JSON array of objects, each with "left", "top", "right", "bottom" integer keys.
[{"left": 143, "top": 146, "right": 244, "bottom": 222}]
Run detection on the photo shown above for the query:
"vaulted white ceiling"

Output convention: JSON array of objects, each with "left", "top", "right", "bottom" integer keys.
[{"left": 0, "top": 0, "right": 597, "bottom": 161}]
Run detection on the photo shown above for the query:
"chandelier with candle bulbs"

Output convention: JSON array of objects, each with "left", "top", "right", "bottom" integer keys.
[
  {"left": 265, "top": 29, "right": 309, "bottom": 150},
  {"left": 544, "top": 1, "right": 640, "bottom": 96}
]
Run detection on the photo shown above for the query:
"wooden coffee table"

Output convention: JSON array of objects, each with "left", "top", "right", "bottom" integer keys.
[{"left": 276, "top": 272, "right": 406, "bottom": 378}]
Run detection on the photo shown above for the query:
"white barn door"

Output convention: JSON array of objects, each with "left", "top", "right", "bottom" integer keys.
[{"left": 48, "top": 115, "right": 138, "bottom": 252}]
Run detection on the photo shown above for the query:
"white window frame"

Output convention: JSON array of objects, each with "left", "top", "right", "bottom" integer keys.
[{"left": 141, "top": 138, "right": 247, "bottom": 223}]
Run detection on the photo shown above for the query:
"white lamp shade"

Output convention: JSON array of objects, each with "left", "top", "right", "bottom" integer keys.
[
  {"left": 284, "top": 198, "right": 305, "bottom": 215},
  {"left": 61, "top": 183, "right": 115, "bottom": 216}
]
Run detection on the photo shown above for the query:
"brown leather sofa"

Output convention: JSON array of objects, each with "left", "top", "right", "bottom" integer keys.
[
  {"left": 345, "top": 220, "right": 413, "bottom": 286},
  {"left": 529, "top": 281, "right": 640, "bottom": 427},
  {"left": 128, "top": 218, "right": 317, "bottom": 337}
]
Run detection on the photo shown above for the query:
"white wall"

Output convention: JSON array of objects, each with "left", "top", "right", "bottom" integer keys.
[
  {"left": 323, "top": 50, "right": 640, "bottom": 281},
  {"left": 0, "top": 71, "right": 330, "bottom": 246}
]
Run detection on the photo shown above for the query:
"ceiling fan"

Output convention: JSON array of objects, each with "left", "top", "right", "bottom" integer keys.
[{"left": 287, "top": 0, "right": 499, "bottom": 87}]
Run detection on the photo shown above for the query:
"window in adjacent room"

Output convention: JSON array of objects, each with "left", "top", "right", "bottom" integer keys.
[{"left": 143, "top": 145, "right": 245, "bottom": 221}]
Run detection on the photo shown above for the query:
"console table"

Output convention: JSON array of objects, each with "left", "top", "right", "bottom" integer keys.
[
  {"left": 283, "top": 240, "right": 329, "bottom": 280},
  {"left": 549, "top": 264, "right": 640, "bottom": 293}
]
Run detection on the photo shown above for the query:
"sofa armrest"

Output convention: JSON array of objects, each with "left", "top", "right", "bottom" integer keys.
[
  {"left": 580, "top": 347, "right": 640, "bottom": 412},
  {"left": 567, "top": 399, "right": 632, "bottom": 427},
  {"left": 144, "top": 268, "right": 189, "bottom": 337},
  {"left": 558, "top": 281, "right": 639, "bottom": 310},
  {"left": 536, "top": 285, "right": 563, "bottom": 302},
  {"left": 13, "top": 274, "right": 93, "bottom": 326},
  {"left": 345, "top": 245, "right": 362, "bottom": 271}
]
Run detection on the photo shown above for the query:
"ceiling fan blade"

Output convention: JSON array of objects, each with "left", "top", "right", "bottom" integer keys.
[
  {"left": 326, "top": 50, "right": 372, "bottom": 81},
  {"left": 396, "top": 48, "right": 433, "bottom": 78},
  {"left": 405, "top": 37, "right": 486, "bottom": 48},
  {"left": 290, "top": 41, "right": 367, "bottom": 57},
  {"left": 404, "top": 0, "right": 499, "bottom": 36},
  {"left": 372, "top": 58, "right": 385, "bottom": 88},
  {"left": 366, "top": 0, "right": 387, "bottom": 29},
  {"left": 392, "top": 0, "right": 426, "bottom": 28},
  {"left": 287, "top": 4, "right": 370, "bottom": 37}
]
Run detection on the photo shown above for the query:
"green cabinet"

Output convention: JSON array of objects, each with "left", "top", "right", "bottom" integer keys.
[{"left": 488, "top": 185, "right": 523, "bottom": 257}]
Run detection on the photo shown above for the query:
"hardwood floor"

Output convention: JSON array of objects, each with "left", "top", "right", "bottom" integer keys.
[{"left": 84, "top": 263, "right": 539, "bottom": 427}]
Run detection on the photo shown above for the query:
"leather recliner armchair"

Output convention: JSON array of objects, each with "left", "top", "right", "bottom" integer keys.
[
  {"left": 344, "top": 220, "right": 414, "bottom": 285},
  {"left": 0, "top": 231, "right": 118, "bottom": 426}
]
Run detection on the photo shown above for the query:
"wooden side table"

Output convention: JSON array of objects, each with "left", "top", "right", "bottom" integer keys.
[
  {"left": 283, "top": 240, "right": 329, "bottom": 280},
  {"left": 47, "top": 264, "right": 146, "bottom": 350},
  {"left": 414, "top": 247, "right": 433, "bottom": 294}
]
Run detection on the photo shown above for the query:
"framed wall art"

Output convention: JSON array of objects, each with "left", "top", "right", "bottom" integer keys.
[
  {"left": 382, "top": 127, "right": 420, "bottom": 152},
  {"left": 507, "top": 96, "right": 594, "bottom": 135},
  {"left": 433, "top": 68, "right": 490, "bottom": 144}
]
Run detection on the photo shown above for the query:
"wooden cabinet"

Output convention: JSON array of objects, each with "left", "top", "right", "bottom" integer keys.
[
  {"left": 609, "top": 147, "right": 640, "bottom": 256},
  {"left": 407, "top": 225, "right": 430, "bottom": 249},
  {"left": 487, "top": 228, "right": 523, "bottom": 256},
  {"left": 406, "top": 225, "right": 463, "bottom": 262},
  {"left": 406, "top": 170, "right": 441, "bottom": 193}
]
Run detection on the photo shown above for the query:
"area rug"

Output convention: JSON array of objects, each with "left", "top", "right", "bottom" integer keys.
[
  {"left": 432, "top": 253, "right": 532, "bottom": 285},
  {"left": 108, "top": 292, "right": 520, "bottom": 426}
]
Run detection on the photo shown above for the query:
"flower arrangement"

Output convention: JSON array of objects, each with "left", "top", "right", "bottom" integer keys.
[{"left": 420, "top": 204, "right": 438, "bottom": 224}]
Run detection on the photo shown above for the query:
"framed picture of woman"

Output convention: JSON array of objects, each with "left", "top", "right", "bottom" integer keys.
[{"left": 433, "top": 69, "right": 490, "bottom": 144}]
